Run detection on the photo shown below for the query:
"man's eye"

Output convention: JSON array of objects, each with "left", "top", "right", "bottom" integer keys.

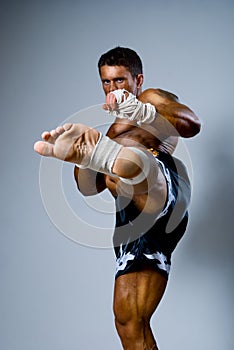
[
  {"left": 116, "top": 79, "right": 123, "bottom": 83},
  {"left": 103, "top": 80, "right": 110, "bottom": 85}
]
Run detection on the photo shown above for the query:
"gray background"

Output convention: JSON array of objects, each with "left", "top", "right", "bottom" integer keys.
[{"left": 1, "top": 0, "right": 233, "bottom": 349}]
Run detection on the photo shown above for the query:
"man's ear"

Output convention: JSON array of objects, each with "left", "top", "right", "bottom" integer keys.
[{"left": 136, "top": 74, "right": 144, "bottom": 88}]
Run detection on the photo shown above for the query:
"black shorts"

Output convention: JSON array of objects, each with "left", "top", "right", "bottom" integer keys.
[{"left": 113, "top": 151, "right": 191, "bottom": 280}]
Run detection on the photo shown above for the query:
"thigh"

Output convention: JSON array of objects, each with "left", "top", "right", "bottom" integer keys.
[{"left": 113, "top": 267, "right": 167, "bottom": 323}]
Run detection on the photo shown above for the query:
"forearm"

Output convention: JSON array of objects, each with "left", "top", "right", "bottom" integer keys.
[{"left": 74, "top": 166, "right": 106, "bottom": 196}]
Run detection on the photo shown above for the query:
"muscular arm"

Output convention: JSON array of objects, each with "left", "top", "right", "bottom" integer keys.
[
  {"left": 74, "top": 166, "right": 106, "bottom": 196},
  {"left": 138, "top": 88, "right": 201, "bottom": 138}
]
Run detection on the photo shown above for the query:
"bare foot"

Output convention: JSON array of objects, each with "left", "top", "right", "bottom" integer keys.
[{"left": 34, "top": 123, "right": 100, "bottom": 165}]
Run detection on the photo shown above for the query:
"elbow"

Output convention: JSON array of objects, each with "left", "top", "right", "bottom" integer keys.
[
  {"left": 182, "top": 119, "right": 201, "bottom": 138},
  {"left": 190, "top": 119, "right": 201, "bottom": 137},
  {"left": 195, "top": 120, "right": 201, "bottom": 135},
  {"left": 78, "top": 188, "right": 94, "bottom": 197}
]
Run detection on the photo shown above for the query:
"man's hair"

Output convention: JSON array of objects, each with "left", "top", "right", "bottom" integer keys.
[{"left": 98, "top": 46, "right": 143, "bottom": 77}]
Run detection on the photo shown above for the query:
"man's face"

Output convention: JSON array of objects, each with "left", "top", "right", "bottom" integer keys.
[{"left": 99, "top": 65, "right": 143, "bottom": 96}]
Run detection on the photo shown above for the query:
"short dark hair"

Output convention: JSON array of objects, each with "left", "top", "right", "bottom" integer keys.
[{"left": 98, "top": 46, "right": 143, "bottom": 77}]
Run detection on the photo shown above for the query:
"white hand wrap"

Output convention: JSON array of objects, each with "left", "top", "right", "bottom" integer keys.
[{"left": 108, "top": 89, "right": 157, "bottom": 125}]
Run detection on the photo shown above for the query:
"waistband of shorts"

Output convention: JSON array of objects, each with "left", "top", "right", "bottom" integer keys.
[{"left": 147, "top": 149, "right": 180, "bottom": 176}]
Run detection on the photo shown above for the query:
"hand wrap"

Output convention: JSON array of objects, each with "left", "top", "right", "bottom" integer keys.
[{"left": 107, "top": 89, "right": 157, "bottom": 125}]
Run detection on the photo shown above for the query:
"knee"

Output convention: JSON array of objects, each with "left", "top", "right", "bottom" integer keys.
[
  {"left": 115, "top": 318, "right": 147, "bottom": 340},
  {"left": 114, "top": 308, "right": 149, "bottom": 342}
]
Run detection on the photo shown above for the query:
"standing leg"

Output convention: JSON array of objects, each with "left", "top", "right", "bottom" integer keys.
[{"left": 113, "top": 267, "right": 167, "bottom": 350}]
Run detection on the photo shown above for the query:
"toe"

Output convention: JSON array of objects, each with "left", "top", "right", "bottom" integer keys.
[
  {"left": 34, "top": 141, "right": 54, "bottom": 157},
  {"left": 41, "top": 131, "right": 50, "bottom": 140},
  {"left": 50, "top": 129, "right": 58, "bottom": 138},
  {"left": 56, "top": 125, "right": 65, "bottom": 134},
  {"left": 63, "top": 123, "right": 73, "bottom": 131}
]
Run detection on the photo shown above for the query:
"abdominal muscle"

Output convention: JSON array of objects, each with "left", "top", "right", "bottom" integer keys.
[{"left": 106, "top": 119, "right": 178, "bottom": 154}]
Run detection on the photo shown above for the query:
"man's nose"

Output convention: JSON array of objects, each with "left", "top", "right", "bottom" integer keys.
[{"left": 109, "top": 81, "right": 117, "bottom": 92}]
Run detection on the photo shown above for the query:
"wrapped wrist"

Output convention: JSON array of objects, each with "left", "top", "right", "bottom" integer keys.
[{"left": 108, "top": 89, "right": 157, "bottom": 125}]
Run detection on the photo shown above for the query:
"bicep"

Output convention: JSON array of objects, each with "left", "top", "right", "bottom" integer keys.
[
  {"left": 139, "top": 88, "right": 179, "bottom": 105},
  {"left": 139, "top": 88, "right": 201, "bottom": 138}
]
